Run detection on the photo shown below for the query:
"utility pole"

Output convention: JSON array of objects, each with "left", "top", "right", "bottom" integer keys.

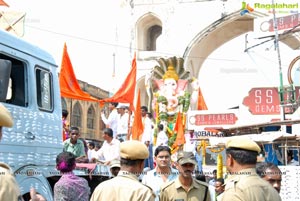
[
  {"left": 110, "top": 53, "right": 116, "bottom": 97},
  {"left": 271, "top": 0, "right": 285, "bottom": 132}
]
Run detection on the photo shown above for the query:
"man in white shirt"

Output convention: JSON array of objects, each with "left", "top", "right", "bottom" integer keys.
[
  {"left": 93, "top": 128, "right": 120, "bottom": 165},
  {"left": 87, "top": 141, "right": 97, "bottom": 163},
  {"left": 116, "top": 104, "right": 129, "bottom": 142},
  {"left": 101, "top": 102, "right": 119, "bottom": 138},
  {"left": 156, "top": 124, "right": 168, "bottom": 147},
  {"left": 287, "top": 150, "right": 299, "bottom": 166},
  {"left": 141, "top": 106, "right": 154, "bottom": 169}
]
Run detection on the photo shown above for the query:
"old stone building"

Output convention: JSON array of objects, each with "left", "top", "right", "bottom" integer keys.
[{"left": 61, "top": 80, "right": 109, "bottom": 141}]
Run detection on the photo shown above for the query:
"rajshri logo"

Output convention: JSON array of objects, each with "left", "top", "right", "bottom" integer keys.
[{"left": 240, "top": 2, "right": 254, "bottom": 16}]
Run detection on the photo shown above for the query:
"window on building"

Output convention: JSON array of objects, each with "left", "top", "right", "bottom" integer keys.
[
  {"left": 137, "top": 13, "right": 162, "bottom": 51},
  {"left": 71, "top": 102, "right": 82, "bottom": 127},
  {"left": 146, "top": 25, "right": 162, "bottom": 51},
  {"left": 87, "top": 105, "right": 95, "bottom": 129}
]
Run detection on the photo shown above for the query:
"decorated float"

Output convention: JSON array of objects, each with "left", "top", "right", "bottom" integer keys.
[{"left": 146, "top": 56, "right": 201, "bottom": 151}]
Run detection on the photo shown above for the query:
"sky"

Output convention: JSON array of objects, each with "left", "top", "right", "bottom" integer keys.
[
  {"left": 3, "top": 0, "right": 124, "bottom": 91},
  {"left": 2, "top": 0, "right": 300, "bottom": 110},
  {"left": 199, "top": 35, "right": 300, "bottom": 109}
]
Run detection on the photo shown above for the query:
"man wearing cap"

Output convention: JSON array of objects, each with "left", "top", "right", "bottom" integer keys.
[
  {"left": 91, "top": 140, "right": 156, "bottom": 201},
  {"left": 101, "top": 102, "right": 119, "bottom": 138},
  {"left": 109, "top": 159, "right": 121, "bottom": 177},
  {"left": 141, "top": 106, "right": 154, "bottom": 169},
  {"left": 222, "top": 136, "right": 281, "bottom": 201},
  {"left": 160, "top": 151, "right": 211, "bottom": 201},
  {"left": 116, "top": 103, "right": 129, "bottom": 142},
  {"left": 0, "top": 103, "right": 23, "bottom": 201}
]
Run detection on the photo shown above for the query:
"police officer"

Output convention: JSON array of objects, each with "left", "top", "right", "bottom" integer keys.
[
  {"left": 222, "top": 136, "right": 281, "bottom": 201},
  {"left": 0, "top": 103, "right": 22, "bottom": 201},
  {"left": 160, "top": 151, "right": 211, "bottom": 201},
  {"left": 91, "top": 140, "right": 156, "bottom": 201}
]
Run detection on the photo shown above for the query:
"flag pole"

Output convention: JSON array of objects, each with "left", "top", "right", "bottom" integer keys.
[
  {"left": 110, "top": 52, "right": 116, "bottom": 97},
  {"left": 69, "top": 99, "right": 73, "bottom": 126},
  {"left": 271, "top": 0, "right": 285, "bottom": 132}
]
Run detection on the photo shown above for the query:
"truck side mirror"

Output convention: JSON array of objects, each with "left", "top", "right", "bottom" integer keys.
[{"left": 0, "top": 59, "right": 12, "bottom": 102}]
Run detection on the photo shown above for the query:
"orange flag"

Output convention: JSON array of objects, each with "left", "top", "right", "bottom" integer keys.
[
  {"left": 173, "top": 112, "right": 186, "bottom": 147},
  {"left": 197, "top": 87, "right": 208, "bottom": 110},
  {"left": 59, "top": 43, "right": 98, "bottom": 102},
  {"left": 99, "top": 53, "right": 136, "bottom": 109},
  {"left": 131, "top": 89, "right": 144, "bottom": 140},
  {"left": 0, "top": 0, "right": 9, "bottom": 6}
]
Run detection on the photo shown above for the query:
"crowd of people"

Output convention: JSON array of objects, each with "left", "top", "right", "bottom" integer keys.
[
  {"left": 62, "top": 103, "right": 156, "bottom": 169},
  {"left": 56, "top": 100, "right": 288, "bottom": 201},
  {"left": 0, "top": 101, "right": 291, "bottom": 201}
]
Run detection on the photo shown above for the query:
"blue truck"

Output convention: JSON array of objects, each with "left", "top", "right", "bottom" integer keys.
[{"left": 0, "top": 29, "right": 109, "bottom": 200}]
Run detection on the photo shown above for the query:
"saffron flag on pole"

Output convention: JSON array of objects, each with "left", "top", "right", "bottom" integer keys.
[
  {"left": 131, "top": 89, "right": 144, "bottom": 140},
  {"left": 0, "top": 0, "right": 9, "bottom": 7},
  {"left": 173, "top": 112, "right": 186, "bottom": 148},
  {"left": 197, "top": 87, "right": 208, "bottom": 110},
  {"left": 99, "top": 53, "right": 136, "bottom": 109},
  {"left": 59, "top": 43, "right": 98, "bottom": 102}
]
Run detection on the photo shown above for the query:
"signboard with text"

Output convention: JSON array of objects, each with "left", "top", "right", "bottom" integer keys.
[
  {"left": 191, "top": 113, "right": 238, "bottom": 125},
  {"left": 242, "top": 87, "right": 300, "bottom": 115},
  {"left": 269, "top": 13, "right": 300, "bottom": 32},
  {"left": 187, "top": 110, "right": 239, "bottom": 132}
]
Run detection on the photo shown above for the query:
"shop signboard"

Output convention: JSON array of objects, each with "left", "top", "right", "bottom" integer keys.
[{"left": 243, "top": 87, "right": 300, "bottom": 115}]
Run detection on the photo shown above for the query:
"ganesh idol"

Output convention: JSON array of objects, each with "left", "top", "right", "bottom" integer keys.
[
  {"left": 152, "top": 63, "right": 191, "bottom": 117},
  {"left": 160, "top": 65, "right": 185, "bottom": 114}
]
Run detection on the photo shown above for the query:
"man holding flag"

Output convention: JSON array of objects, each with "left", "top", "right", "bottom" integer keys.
[{"left": 101, "top": 102, "right": 119, "bottom": 138}]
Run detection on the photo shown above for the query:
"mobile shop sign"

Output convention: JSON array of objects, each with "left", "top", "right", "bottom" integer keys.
[
  {"left": 191, "top": 130, "right": 226, "bottom": 139},
  {"left": 243, "top": 87, "right": 300, "bottom": 115}
]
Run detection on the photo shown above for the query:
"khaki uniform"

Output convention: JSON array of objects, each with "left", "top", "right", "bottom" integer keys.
[
  {"left": 160, "top": 177, "right": 210, "bottom": 201},
  {"left": 221, "top": 168, "right": 281, "bottom": 201},
  {"left": 90, "top": 171, "right": 155, "bottom": 201},
  {"left": 217, "top": 193, "right": 224, "bottom": 201},
  {"left": 0, "top": 163, "right": 22, "bottom": 201}
]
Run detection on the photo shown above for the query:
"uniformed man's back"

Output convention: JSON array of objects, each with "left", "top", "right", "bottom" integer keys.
[
  {"left": 222, "top": 136, "right": 281, "bottom": 201},
  {"left": 91, "top": 171, "right": 155, "bottom": 201},
  {"left": 222, "top": 168, "right": 281, "bottom": 201},
  {"left": 90, "top": 140, "right": 156, "bottom": 201}
]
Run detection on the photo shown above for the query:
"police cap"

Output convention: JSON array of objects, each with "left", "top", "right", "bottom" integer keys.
[
  {"left": 120, "top": 140, "right": 149, "bottom": 160},
  {"left": 226, "top": 136, "right": 261, "bottom": 153}
]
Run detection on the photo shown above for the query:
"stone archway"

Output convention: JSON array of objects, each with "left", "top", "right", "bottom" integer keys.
[
  {"left": 183, "top": 10, "right": 300, "bottom": 79},
  {"left": 183, "top": 11, "right": 261, "bottom": 77},
  {"left": 136, "top": 10, "right": 300, "bottom": 110}
]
